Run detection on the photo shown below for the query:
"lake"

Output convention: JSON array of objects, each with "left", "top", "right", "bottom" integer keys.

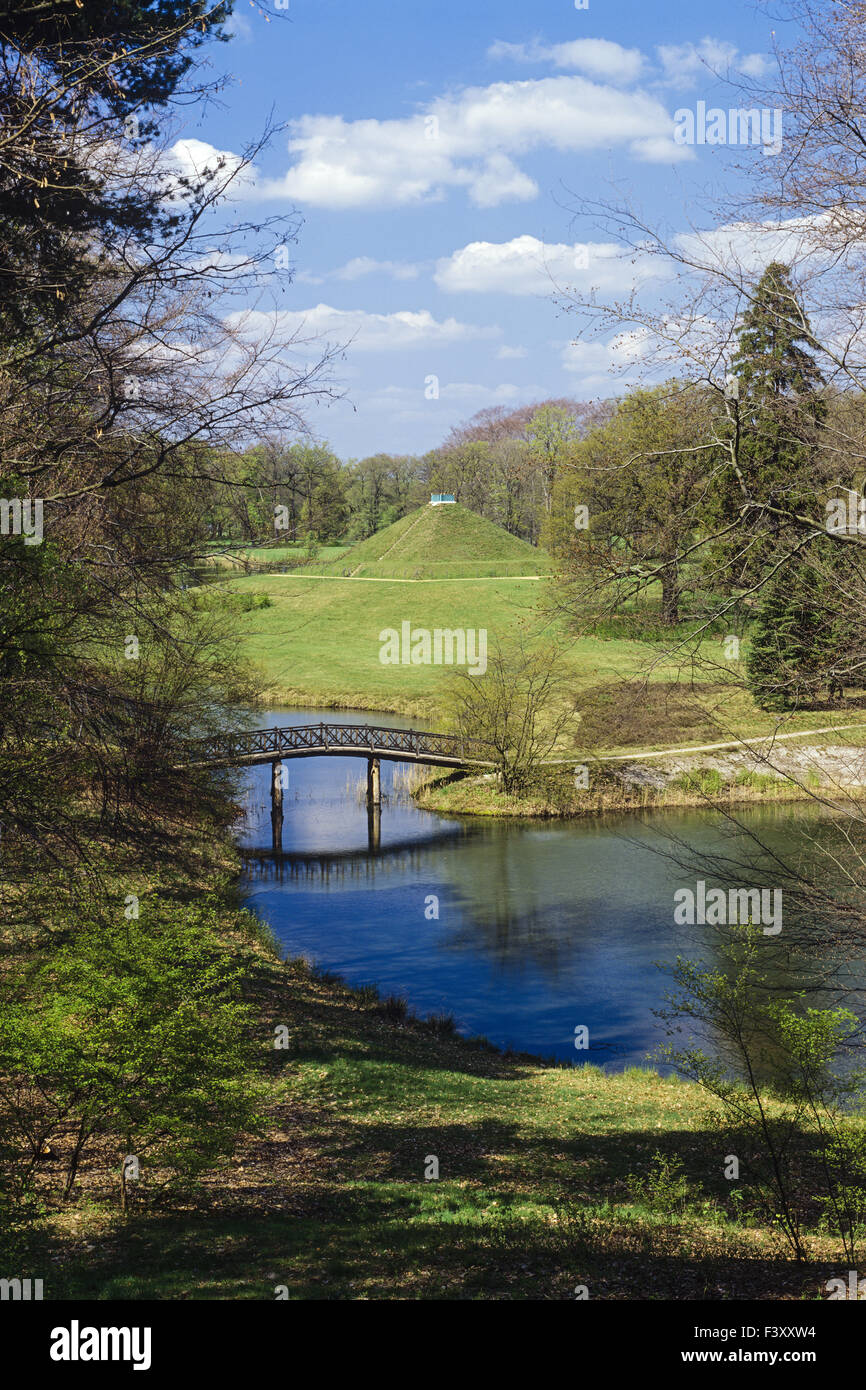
[{"left": 236, "top": 707, "right": 854, "bottom": 1069}]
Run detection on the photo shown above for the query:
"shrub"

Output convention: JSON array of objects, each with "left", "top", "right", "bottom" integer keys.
[
  {"left": 0, "top": 900, "right": 263, "bottom": 1212},
  {"left": 659, "top": 925, "right": 866, "bottom": 1263},
  {"left": 626, "top": 1150, "right": 693, "bottom": 1218}
]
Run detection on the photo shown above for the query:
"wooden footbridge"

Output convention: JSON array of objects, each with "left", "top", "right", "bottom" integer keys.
[{"left": 179, "top": 722, "right": 494, "bottom": 850}]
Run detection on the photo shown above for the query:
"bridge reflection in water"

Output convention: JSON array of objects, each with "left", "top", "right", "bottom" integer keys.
[
  {"left": 180, "top": 722, "right": 493, "bottom": 851},
  {"left": 240, "top": 824, "right": 470, "bottom": 882}
]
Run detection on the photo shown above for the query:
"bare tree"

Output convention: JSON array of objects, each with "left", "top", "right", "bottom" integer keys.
[
  {"left": 443, "top": 637, "right": 576, "bottom": 794},
  {"left": 537, "top": 0, "right": 866, "bottom": 1006}
]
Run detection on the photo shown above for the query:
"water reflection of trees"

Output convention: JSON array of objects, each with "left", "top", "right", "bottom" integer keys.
[
  {"left": 433, "top": 830, "right": 598, "bottom": 975},
  {"left": 636, "top": 806, "right": 866, "bottom": 1005},
  {"left": 239, "top": 795, "right": 866, "bottom": 1075},
  {"left": 637, "top": 805, "right": 866, "bottom": 1085},
  {"left": 241, "top": 822, "right": 608, "bottom": 978}
]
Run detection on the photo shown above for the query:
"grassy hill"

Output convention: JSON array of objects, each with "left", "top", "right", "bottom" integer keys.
[{"left": 314, "top": 503, "right": 549, "bottom": 579}]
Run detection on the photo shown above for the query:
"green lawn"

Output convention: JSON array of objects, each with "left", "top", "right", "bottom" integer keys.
[
  {"left": 221, "top": 571, "right": 694, "bottom": 719},
  {"left": 198, "top": 508, "right": 866, "bottom": 747},
  {"left": 216, "top": 570, "right": 865, "bottom": 751}
]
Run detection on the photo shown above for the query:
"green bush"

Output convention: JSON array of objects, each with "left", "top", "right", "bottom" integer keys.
[
  {"left": 0, "top": 900, "right": 263, "bottom": 1212},
  {"left": 626, "top": 1150, "right": 693, "bottom": 1218},
  {"left": 659, "top": 925, "right": 866, "bottom": 1263}
]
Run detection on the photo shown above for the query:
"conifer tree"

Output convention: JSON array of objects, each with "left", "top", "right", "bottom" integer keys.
[
  {"left": 709, "top": 263, "right": 828, "bottom": 589},
  {"left": 746, "top": 537, "right": 860, "bottom": 709},
  {"left": 732, "top": 261, "right": 826, "bottom": 506}
]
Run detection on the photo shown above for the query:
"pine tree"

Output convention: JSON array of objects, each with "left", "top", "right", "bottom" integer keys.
[
  {"left": 746, "top": 538, "right": 858, "bottom": 710},
  {"left": 708, "top": 263, "right": 827, "bottom": 589},
  {"left": 732, "top": 261, "right": 826, "bottom": 509},
  {"left": 746, "top": 566, "right": 823, "bottom": 710}
]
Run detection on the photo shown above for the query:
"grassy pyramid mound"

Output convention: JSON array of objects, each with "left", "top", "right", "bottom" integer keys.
[{"left": 317, "top": 502, "right": 548, "bottom": 579}]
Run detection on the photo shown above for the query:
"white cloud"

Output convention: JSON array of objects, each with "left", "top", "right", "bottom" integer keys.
[
  {"left": 562, "top": 328, "right": 653, "bottom": 380},
  {"left": 296, "top": 257, "right": 422, "bottom": 285},
  {"left": 435, "top": 234, "right": 665, "bottom": 296},
  {"left": 465, "top": 153, "right": 538, "bottom": 208},
  {"left": 225, "top": 305, "right": 500, "bottom": 353},
  {"left": 436, "top": 381, "right": 523, "bottom": 402},
  {"left": 673, "top": 212, "right": 837, "bottom": 275},
  {"left": 166, "top": 139, "right": 256, "bottom": 201},
  {"left": 360, "top": 380, "right": 530, "bottom": 424},
  {"left": 224, "top": 11, "right": 253, "bottom": 42},
  {"left": 488, "top": 35, "right": 769, "bottom": 89},
  {"left": 169, "top": 138, "right": 244, "bottom": 181},
  {"left": 562, "top": 314, "right": 722, "bottom": 387},
  {"left": 488, "top": 38, "right": 645, "bottom": 84},
  {"left": 253, "top": 73, "right": 691, "bottom": 209},
  {"left": 191, "top": 250, "right": 253, "bottom": 276},
  {"left": 657, "top": 38, "right": 769, "bottom": 88}
]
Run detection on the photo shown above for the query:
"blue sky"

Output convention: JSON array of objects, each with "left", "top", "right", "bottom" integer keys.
[{"left": 173, "top": 0, "right": 784, "bottom": 457}]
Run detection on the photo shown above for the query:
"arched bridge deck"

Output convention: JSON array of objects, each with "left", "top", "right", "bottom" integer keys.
[
  {"left": 179, "top": 722, "right": 495, "bottom": 771},
  {"left": 179, "top": 722, "right": 493, "bottom": 852}
]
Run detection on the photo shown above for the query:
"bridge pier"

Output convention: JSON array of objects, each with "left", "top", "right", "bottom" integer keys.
[
  {"left": 366, "top": 756, "right": 381, "bottom": 808},
  {"left": 271, "top": 759, "right": 284, "bottom": 852},
  {"left": 367, "top": 803, "right": 381, "bottom": 853}
]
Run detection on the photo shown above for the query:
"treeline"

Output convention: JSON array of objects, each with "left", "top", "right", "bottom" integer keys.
[{"left": 203, "top": 398, "right": 610, "bottom": 546}]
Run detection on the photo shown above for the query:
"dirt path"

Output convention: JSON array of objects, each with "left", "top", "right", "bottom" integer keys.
[
  {"left": 600, "top": 723, "right": 866, "bottom": 763},
  {"left": 265, "top": 573, "right": 544, "bottom": 583},
  {"left": 542, "top": 723, "right": 866, "bottom": 767}
]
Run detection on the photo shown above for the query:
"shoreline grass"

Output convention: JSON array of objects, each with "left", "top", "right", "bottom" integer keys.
[{"left": 412, "top": 768, "right": 859, "bottom": 820}]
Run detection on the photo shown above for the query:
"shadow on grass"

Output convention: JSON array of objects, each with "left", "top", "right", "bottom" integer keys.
[
  {"left": 31, "top": 1194, "right": 839, "bottom": 1302},
  {"left": 30, "top": 1115, "right": 848, "bottom": 1302}
]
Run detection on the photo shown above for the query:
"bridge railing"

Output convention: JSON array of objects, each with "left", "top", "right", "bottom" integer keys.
[{"left": 178, "top": 722, "right": 493, "bottom": 766}]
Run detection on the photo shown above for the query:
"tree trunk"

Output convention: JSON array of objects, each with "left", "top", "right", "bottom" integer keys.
[{"left": 660, "top": 566, "right": 679, "bottom": 625}]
